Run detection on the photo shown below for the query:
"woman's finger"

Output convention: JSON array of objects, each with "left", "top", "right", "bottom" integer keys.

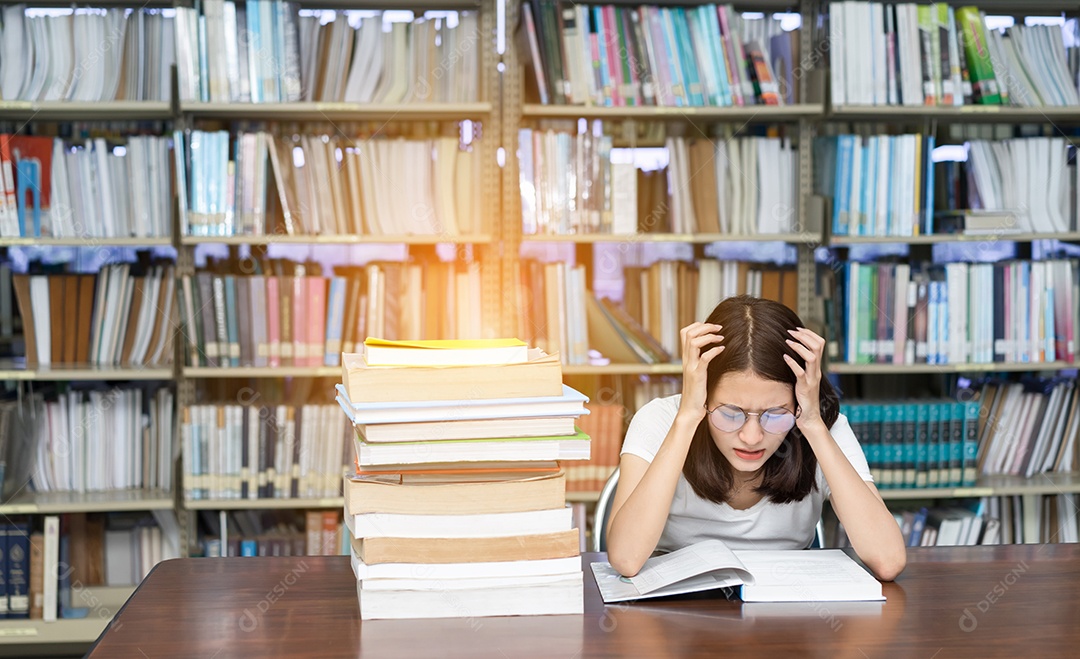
[
  {"left": 689, "top": 333, "right": 724, "bottom": 351},
  {"left": 700, "top": 345, "right": 725, "bottom": 364},
  {"left": 785, "top": 339, "right": 816, "bottom": 363},
  {"left": 789, "top": 327, "right": 825, "bottom": 352},
  {"left": 783, "top": 353, "right": 805, "bottom": 378}
]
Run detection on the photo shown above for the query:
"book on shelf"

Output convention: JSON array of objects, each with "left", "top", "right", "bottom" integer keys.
[
  {"left": 0, "top": 134, "right": 173, "bottom": 239},
  {"left": 0, "top": 6, "right": 173, "bottom": 103},
  {"left": 833, "top": 259, "right": 1079, "bottom": 365},
  {"left": 175, "top": 4, "right": 478, "bottom": 104},
  {"left": 361, "top": 338, "right": 529, "bottom": 367},
  {"left": 176, "top": 128, "right": 480, "bottom": 238},
  {"left": 197, "top": 510, "right": 348, "bottom": 558},
  {"left": 343, "top": 470, "right": 567, "bottom": 515},
  {"left": 336, "top": 383, "right": 590, "bottom": 425},
  {"left": 339, "top": 349, "right": 564, "bottom": 403},
  {"left": 974, "top": 378, "right": 1080, "bottom": 479},
  {"left": 178, "top": 258, "right": 487, "bottom": 368},
  {"left": 11, "top": 259, "right": 177, "bottom": 369},
  {"left": 518, "top": 3, "right": 796, "bottom": 107},
  {"left": 353, "top": 427, "right": 592, "bottom": 467},
  {"left": 182, "top": 402, "right": 351, "bottom": 501},
  {"left": 828, "top": 3, "right": 1079, "bottom": 107},
  {"left": 520, "top": 130, "right": 796, "bottom": 236},
  {"left": 352, "top": 529, "right": 581, "bottom": 565},
  {"left": 815, "top": 131, "right": 1076, "bottom": 237},
  {"left": 591, "top": 539, "right": 884, "bottom": 603}
]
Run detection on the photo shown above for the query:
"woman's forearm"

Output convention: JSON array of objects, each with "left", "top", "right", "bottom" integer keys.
[
  {"left": 802, "top": 420, "right": 907, "bottom": 581},
  {"left": 606, "top": 413, "right": 699, "bottom": 576}
]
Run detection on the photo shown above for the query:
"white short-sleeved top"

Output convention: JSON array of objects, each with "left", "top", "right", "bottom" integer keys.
[{"left": 621, "top": 394, "right": 874, "bottom": 552}]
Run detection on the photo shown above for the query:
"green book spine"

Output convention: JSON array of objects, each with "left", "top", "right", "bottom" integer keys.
[
  {"left": 948, "top": 402, "right": 964, "bottom": 486},
  {"left": 962, "top": 400, "right": 980, "bottom": 486},
  {"left": 881, "top": 404, "right": 897, "bottom": 488},
  {"left": 956, "top": 7, "right": 1001, "bottom": 104},
  {"left": 902, "top": 403, "right": 918, "bottom": 488},
  {"left": 915, "top": 403, "right": 930, "bottom": 488},
  {"left": 927, "top": 402, "right": 941, "bottom": 487}
]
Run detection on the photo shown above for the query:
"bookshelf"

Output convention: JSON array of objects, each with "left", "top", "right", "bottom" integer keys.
[{"left": 3, "top": 3, "right": 1080, "bottom": 644}]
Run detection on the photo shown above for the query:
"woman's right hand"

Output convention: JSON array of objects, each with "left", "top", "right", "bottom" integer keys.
[{"left": 678, "top": 322, "right": 725, "bottom": 422}]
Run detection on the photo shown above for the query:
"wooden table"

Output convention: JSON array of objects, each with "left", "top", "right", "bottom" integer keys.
[{"left": 88, "top": 544, "right": 1080, "bottom": 658}]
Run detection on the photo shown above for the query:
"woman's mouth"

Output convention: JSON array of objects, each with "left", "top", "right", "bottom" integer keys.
[{"left": 734, "top": 448, "right": 766, "bottom": 461}]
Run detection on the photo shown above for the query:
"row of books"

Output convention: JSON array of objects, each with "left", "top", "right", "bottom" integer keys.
[
  {"left": 520, "top": 131, "right": 797, "bottom": 236},
  {"left": 836, "top": 259, "right": 1080, "bottom": 365},
  {"left": 977, "top": 378, "right": 1080, "bottom": 478},
  {"left": 518, "top": 258, "right": 798, "bottom": 364},
  {"left": 815, "top": 133, "right": 1077, "bottom": 237},
  {"left": 0, "top": 7, "right": 173, "bottom": 103},
  {"left": 561, "top": 402, "right": 623, "bottom": 492},
  {"left": 23, "top": 387, "right": 175, "bottom": 495},
  {"left": 841, "top": 399, "right": 980, "bottom": 490},
  {"left": 177, "top": 259, "right": 485, "bottom": 369},
  {"left": 182, "top": 403, "right": 350, "bottom": 501},
  {"left": 0, "top": 513, "right": 176, "bottom": 620},
  {"left": 5, "top": 134, "right": 175, "bottom": 240},
  {"left": 176, "top": 4, "right": 479, "bottom": 104},
  {"left": 12, "top": 261, "right": 177, "bottom": 368},
  {"left": 177, "top": 129, "right": 480, "bottom": 237},
  {"left": 338, "top": 339, "right": 587, "bottom": 619},
  {"left": 197, "top": 510, "right": 348, "bottom": 558},
  {"left": 829, "top": 3, "right": 1080, "bottom": 107},
  {"left": 520, "top": 3, "right": 798, "bottom": 106}
]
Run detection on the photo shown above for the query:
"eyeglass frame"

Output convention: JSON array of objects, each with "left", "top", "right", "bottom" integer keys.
[{"left": 703, "top": 402, "right": 801, "bottom": 434}]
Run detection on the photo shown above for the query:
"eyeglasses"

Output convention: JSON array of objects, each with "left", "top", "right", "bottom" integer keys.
[{"left": 705, "top": 403, "right": 798, "bottom": 434}]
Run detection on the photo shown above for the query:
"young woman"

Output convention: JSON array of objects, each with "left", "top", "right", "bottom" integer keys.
[{"left": 606, "top": 295, "right": 906, "bottom": 581}]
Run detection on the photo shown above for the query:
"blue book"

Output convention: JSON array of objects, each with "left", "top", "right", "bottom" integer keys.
[
  {"left": 915, "top": 403, "right": 930, "bottom": 488},
  {"left": 7, "top": 523, "right": 28, "bottom": 619},
  {"left": 241, "top": 540, "right": 257, "bottom": 557},
  {"left": 58, "top": 535, "right": 88, "bottom": 619},
  {"left": 324, "top": 277, "right": 346, "bottom": 367},
  {"left": 924, "top": 134, "right": 936, "bottom": 234},
  {"left": 908, "top": 507, "right": 929, "bottom": 547},
  {"left": 247, "top": 1, "right": 263, "bottom": 103},
  {"left": 961, "top": 400, "right": 980, "bottom": 487},
  {"left": 0, "top": 525, "right": 8, "bottom": 619},
  {"left": 336, "top": 383, "right": 588, "bottom": 425},
  {"left": 592, "top": 7, "right": 612, "bottom": 106},
  {"left": 836, "top": 136, "right": 853, "bottom": 235},
  {"left": 948, "top": 402, "right": 965, "bottom": 487}
]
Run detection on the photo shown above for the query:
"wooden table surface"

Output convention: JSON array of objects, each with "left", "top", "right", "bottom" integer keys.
[{"left": 88, "top": 544, "right": 1080, "bottom": 658}]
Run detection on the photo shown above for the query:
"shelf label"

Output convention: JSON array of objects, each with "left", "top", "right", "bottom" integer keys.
[
  {"left": 315, "top": 103, "right": 356, "bottom": 112},
  {"left": 952, "top": 488, "right": 993, "bottom": 497},
  {"left": 0, "top": 627, "right": 38, "bottom": 637}
]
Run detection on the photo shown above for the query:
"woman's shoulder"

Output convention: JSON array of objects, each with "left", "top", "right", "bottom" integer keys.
[{"left": 623, "top": 394, "right": 683, "bottom": 462}]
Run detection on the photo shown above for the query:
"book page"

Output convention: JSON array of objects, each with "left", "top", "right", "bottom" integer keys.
[
  {"left": 629, "top": 540, "right": 750, "bottom": 595},
  {"left": 733, "top": 550, "right": 884, "bottom": 602}
]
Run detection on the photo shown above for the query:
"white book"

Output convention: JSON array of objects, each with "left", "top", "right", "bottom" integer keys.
[
  {"left": 357, "top": 576, "right": 584, "bottom": 620},
  {"left": 43, "top": 516, "right": 60, "bottom": 621},
  {"left": 344, "top": 506, "right": 572, "bottom": 539}
]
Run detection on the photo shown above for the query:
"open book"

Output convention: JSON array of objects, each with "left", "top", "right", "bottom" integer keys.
[{"left": 592, "top": 540, "right": 885, "bottom": 603}]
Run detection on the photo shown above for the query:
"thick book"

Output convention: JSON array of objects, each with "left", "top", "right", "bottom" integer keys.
[
  {"left": 351, "top": 552, "right": 581, "bottom": 581},
  {"left": 335, "top": 383, "right": 589, "bottom": 424},
  {"left": 356, "top": 575, "right": 583, "bottom": 620},
  {"left": 352, "top": 529, "right": 580, "bottom": 564},
  {"left": 356, "top": 415, "right": 579, "bottom": 443},
  {"left": 340, "top": 348, "right": 564, "bottom": 403},
  {"left": 362, "top": 337, "right": 529, "bottom": 367},
  {"left": 343, "top": 471, "right": 566, "bottom": 515},
  {"left": 591, "top": 540, "right": 885, "bottom": 603},
  {"left": 353, "top": 427, "right": 591, "bottom": 466}
]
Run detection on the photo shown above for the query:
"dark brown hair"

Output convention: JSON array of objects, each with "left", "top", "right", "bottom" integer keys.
[{"left": 682, "top": 295, "right": 839, "bottom": 505}]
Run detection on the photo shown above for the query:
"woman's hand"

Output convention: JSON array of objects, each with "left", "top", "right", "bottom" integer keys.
[
  {"left": 678, "top": 322, "right": 725, "bottom": 422},
  {"left": 783, "top": 327, "right": 826, "bottom": 431}
]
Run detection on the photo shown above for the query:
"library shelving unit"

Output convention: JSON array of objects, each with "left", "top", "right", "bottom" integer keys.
[
  {"left": 818, "top": 0, "right": 1080, "bottom": 542},
  {"left": 171, "top": 0, "right": 505, "bottom": 556}
]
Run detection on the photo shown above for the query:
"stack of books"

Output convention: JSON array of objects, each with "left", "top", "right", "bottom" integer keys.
[{"left": 334, "top": 338, "right": 589, "bottom": 620}]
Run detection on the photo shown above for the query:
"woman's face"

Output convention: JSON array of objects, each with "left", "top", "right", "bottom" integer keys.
[{"left": 706, "top": 369, "right": 797, "bottom": 473}]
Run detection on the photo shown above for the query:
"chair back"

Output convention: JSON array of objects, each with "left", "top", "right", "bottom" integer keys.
[{"left": 591, "top": 467, "right": 620, "bottom": 552}]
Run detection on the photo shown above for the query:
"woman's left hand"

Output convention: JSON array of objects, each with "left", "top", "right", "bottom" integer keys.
[{"left": 783, "top": 327, "right": 826, "bottom": 432}]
